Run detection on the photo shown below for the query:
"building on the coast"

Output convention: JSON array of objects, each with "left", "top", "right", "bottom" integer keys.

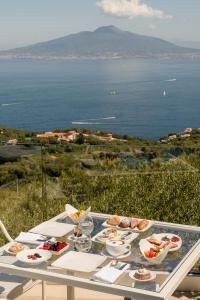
[
  {"left": 7, "top": 139, "right": 17, "bottom": 145},
  {"left": 57, "top": 131, "right": 77, "bottom": 142},
  {"left": 184, "top": 128, "right": 193, "bottom": 133},
  {"left": 37, "top": 131, "right": 77, "bottom": 142},
  {"left": 180, "top": 133, "right": 191, "bottom": 138},
  {"left": 104, "top": 133, "right": 113, "bottom": 141},
  {"left": 168, "top": 134, "right": 177, "bottom": 141},
  {"left": 36, "top": 132, "right": 55, "bottom": 138},
  {"left": 160, "top": 139, "right": 168, "bottom": 143}
]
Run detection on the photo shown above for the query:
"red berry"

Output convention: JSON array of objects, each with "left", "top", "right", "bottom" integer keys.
[{"left": 171, "top": 236, "right": 180, "bottom": 242}]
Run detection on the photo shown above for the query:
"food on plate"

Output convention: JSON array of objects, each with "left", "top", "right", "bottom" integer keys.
[
  {"left": 106, "top": 215, "right": 151, "bottom": 231},
  {"left": 147, "top": 238, "right": 162, "bottom": 246},
  {"left": 107, "top": 215, "right": 121, "bottom": 226},
  {"left": 144, "top": 247, "right": 160, "bottom": 259},
  {"left": 161, "top": 236, "right": 171, "bottom": 242},
  {"left": 171, "top": 236, "right": 180, "bottom": 243},
  {"left": 137, "top": 220, "right": 149, "bottom": 231},
  {"left": 73, "top": 227, "right": 82, "bottom": 238},
  {"left": 130, "top": 219, "right": 139, "bottom": 229},
  {"left": 69, "top": 210, "right": 86, "bottom": 220},
  {"left": 9, "top": 243, "right": 25, "bottom": 254},
  {"left": 119, "top": 218, "right": 130, "bottom": 228},
  {"left": 134, "top": 265, "right": 151, "bottom": 280},
  {"left": 147, "top": 234, "right": 182, "bottom": 254},
  {"left": 39, "top": 241, "right": 68, "bottom": 252},
  {"left": 27, "top": 253, "right": 42, "bottom": 260},
  {"left": 98, "top": 228, "right": 119, "bottom": 241},
  {"left": 160, "top": 235, "right": 181, "bottom": 249},
  {"left": 168, "top": 242, "right": 178, "bottom": 250}
]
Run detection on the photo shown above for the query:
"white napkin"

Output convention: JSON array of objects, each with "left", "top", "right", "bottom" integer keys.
[
  {"left": 65, "top": 204, "right": 78, "bottom": 215},
  {"left": 94, "top": 262, "right": 129, "bottom": 284},
  {"left": 15, "top": 232, "right": 50, "bottom": 244}
]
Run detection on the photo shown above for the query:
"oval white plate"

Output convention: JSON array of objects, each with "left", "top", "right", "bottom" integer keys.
[
  {"left": 154, "top": 233, "right": 182, "bottom": 252},
  {"left": 16, "top": 249, "right": 52, "bottom": 265},
  {"left": 139, "top": 239, "right": 169, "bottom": 265},
  {"left": 129, "top": 270, "right": 156, "bottom": 282},
  {"left": 5, "top": 243, "right": 29, "bottom": 255}
]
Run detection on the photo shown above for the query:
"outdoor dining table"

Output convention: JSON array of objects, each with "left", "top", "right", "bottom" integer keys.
[{"left": 0, "top": 207, "right": 200, "bottom": 300}]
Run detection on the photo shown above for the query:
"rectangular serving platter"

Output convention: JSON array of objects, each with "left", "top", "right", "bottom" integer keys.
[
  {"left": 102, "top": 217, "right": 153, "bottom": 233},
  {"left": 92, "top": 227, "right": 139, "bottom": 244}
]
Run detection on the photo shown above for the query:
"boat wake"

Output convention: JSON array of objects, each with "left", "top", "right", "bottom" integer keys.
[
  {"left": 72, "top": 122, "right": 101, "bottom": 125},
  {"left": 1, "top": 102, "right": 22, "bottom": 107},
  {"left": 72, "top": 116, "right": 116, "bottom": 125},
  {"left": 164, "top": 78, "right": 176, "bottom": 82}
]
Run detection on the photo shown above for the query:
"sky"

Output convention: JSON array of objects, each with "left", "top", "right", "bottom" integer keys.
[{"left": 0, "top": 0, "right": 200, "bottom": 50}]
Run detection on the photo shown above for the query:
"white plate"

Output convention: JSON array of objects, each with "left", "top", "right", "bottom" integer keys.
[
  {"left": 5, "top": 242, "right": 29, "bottom": 255},
  {"left": 16, "top": 249, "right": 52, "bottom": 265},
  {"left": 139, "top": 239, "right": 170, "bottom": 265},
  {"left": 152, "top": 233, "right": 182, "bottom": 252},
  {"left": 101, "top": 248, "right": 132, "bottom": 259},
  {"left": 30, "top": 221, "right": 75, "bottom": 238},
  {"left": 52, "top": 251, "right": 107, "bottom": 272},
  {"left": 129, "top": 270, "right": 156, "bottom": 282},
  {"left": 102, "top": 218, "right": 153, "bottom": 233},
  {"left": 92, "top": 228, "right": 138, "bottom": 244}
]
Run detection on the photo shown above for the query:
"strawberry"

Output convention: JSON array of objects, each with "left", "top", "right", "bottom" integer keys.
[
  {"left": 171, "top": 236, "right": 180, "bottom": 243},
  {"left": 149, "top": 248, "right": 156, "bottom": 258}
]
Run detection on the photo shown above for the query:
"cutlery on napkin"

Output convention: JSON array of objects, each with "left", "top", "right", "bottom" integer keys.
[
  {"left": 15, "top": 232, "right": 51, "bottom": 245},
  {"left": 93, "top": 262, "right": 130, "bottom": 284}
]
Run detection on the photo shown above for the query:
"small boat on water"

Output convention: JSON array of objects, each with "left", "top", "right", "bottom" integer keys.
[
  {"left": 163, "top": 90, "right": 166, "bottom": 96},
  {"left": 109, "top": 90, "right": 117, "bottom": 95}
]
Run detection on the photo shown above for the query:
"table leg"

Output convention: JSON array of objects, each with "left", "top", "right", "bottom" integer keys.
[
  {"left": 67, "top": 285, "right": 75, "bottom": 300},
  {"left": 42, "top": 280, "right": 46, "bottom": 300}
]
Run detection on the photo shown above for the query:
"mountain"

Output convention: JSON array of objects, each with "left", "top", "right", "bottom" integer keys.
[
  {"left": 171, "top": 39, "right": 200, "bottom": 50},
  {"left": 1, "top": 25, "right": 200, "bottom": 59}
]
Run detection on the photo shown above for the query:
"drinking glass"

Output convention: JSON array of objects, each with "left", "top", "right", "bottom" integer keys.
[
  {"left": 75, "top": 235, "right": 92, "bottom": 252},
  {"left": 79, "top": 215, "right": 94, "bottom": 237}
]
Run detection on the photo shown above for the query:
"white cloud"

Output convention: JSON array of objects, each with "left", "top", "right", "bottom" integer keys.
[{"left": 97, "top": 0, "right": 172, "bottom": 19}]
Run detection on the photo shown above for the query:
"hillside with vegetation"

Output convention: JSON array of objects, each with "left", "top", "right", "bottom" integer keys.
[{"left": 0, "top": 127, "right": 200, "bottom": 271}]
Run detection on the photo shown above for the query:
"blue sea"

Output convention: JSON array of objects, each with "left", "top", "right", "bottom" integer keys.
[{"left": 0, "top": 59, "right": 200, "bottom": 140}]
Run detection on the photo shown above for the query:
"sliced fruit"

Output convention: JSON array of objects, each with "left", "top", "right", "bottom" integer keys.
[{"left": 171, "top": 236, "right": 180, "bottom": 243}]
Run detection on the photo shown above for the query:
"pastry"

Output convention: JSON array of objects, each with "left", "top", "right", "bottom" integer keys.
[
  {"left": 130, "top": 219, "right": 139, "bottom": 229},
  {"left": 107, "top": 215, "right": 121, "bottom": 226},
  {"left": 137, "top": 220, "right": 149, "bottom": 230},
  {"left": 119, "top": 218, "right": 130, "bottom": 228},
  {"left": 147, "top": 239, "right": 162, "bottom": 246},
  {"left": 9, "top": 243, "right": 25, "bottom": 254},
  {"left": 134, "top": 265, "right": 151, "bottom": 280},
  {"left": 69, "top": 210, "right": 86, "bottom": 220}
]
